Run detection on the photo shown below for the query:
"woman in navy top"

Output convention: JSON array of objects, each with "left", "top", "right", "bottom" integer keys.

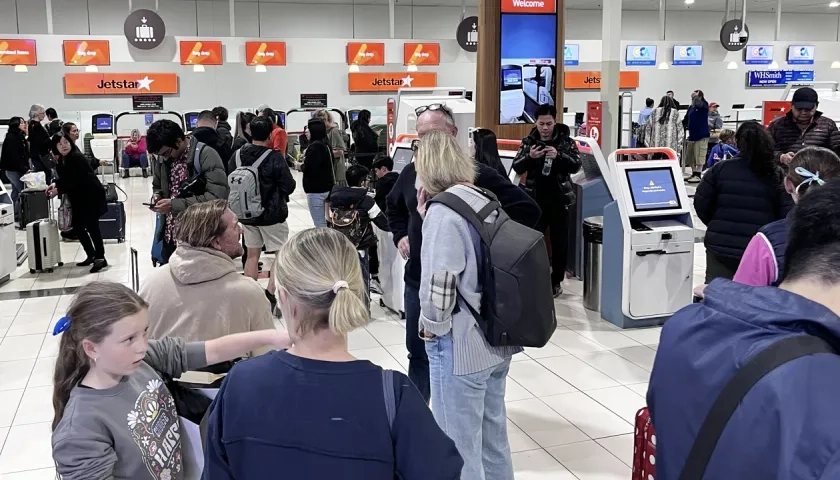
[{"left": 203, "top": 228, "right": 463, "bottom": 479}]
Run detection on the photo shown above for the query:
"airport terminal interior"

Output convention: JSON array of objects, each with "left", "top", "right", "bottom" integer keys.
[{"left": 1, "top": 0, "right": 840, "bottom": 478}]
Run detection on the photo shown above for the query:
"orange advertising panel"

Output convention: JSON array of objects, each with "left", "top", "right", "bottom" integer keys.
[
  {"left": 0, "top": 39, "right": 37, "bottom": 66},
  {"left": 245, "top": 41, "right": 286, "bottom": 66},
  {"left": 501, "top": 0, "right": 556, "bottom": 14},
  {"left": 404, "top": 43, "right": 440, "bottom": 66},
  {"left": 348, "top": 72, "right": 436, "bottom": 93},
  {"left": 564, "top": 71, "right": 640, "bottom": 90},
  {"left": 347, "top": 42, "right": 385, "bottom": 66},
  {"left": 179, "top": 40, "right": 223, "bottom": 65},
  {"left": 763, "top": 101, "right": 789, "bottom": 127},
  {"left": 64, "top": 73, "right": 178, "bottom": 95},
  {"left": 63, "top": 40, "right": 110, "bottom": 66}
]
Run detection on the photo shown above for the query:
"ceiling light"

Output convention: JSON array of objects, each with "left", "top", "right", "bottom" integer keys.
[
  {"left": 255, "top": 64, "right": 267, "bottom": 73},
  {"left": 830, "top": 1, "right": 840, "bottom": 7},
  {"left": 407, "top": 64, "right": 418, "bottom": 72},
  {"left": 14, "top": 65, "right": 27, "bottom": 73},
  {"left": 832, "top": 61, "right": 840, "bottom": 69},
  {"left": 685, "top": 0, "right": 695, "bottom": 4},
  {"left": 193, "top": 64, "right": 205, "bottom": 73},
  {"left": 768, "top": 60, "right": 779, "bottom": 69},
  {"left": 85, "top": 65, "right": 99, "bottom": 72},
  {"left": 727, "top": 61, "right": 739, "bottom": 70},
  {"left": 658, "top": 61, "right": 669, "bottom": 70},
  {"left": 349, "top": 64, "right": 360, "bottom": 72}
]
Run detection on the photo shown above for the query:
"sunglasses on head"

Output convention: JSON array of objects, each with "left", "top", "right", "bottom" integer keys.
[{"left": 415, "top": 103, "right": 454, "bottom": 121}]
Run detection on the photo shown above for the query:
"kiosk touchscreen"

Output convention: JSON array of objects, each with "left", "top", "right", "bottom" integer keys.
[
  {"left": 185, "top": 112, "right": 200, "bottom": 132},
  {"left": 91, "top": 114, "right": 113, "bottom": 134},
  {"left": 599, "top": 154, "right": 694, "bottom": 329},
  {"left": 390, "top": 143, "right": 415, "bottom": 173}
]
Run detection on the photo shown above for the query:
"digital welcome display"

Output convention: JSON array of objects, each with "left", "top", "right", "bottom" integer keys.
[
  {"left": 498, "top": 6, "right": 557, "bottom": 124},
  {"left": 625, "top": 45, "right": 656, "bottom": 66},
  {"left": 672, "top": 45, "right": 702, "bottom": 66},
  {"left": 788, "top": 45, "right": 815, "bottom": 65},
  {"left": 745, "top": 45, "right": 773, "bottom": 65}
]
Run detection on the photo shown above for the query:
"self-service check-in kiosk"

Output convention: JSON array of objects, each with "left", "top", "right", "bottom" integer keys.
[
  {"left": 599, "top": 148, "right": 694, "bottom": 328},
  {"left": 89, "top": 113, "right": 116, "bottom": 175}
]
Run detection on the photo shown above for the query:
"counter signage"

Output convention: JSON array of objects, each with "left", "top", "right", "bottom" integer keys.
[
  {"left": 404, "top": 43, "right": 440, "bottom": 66},
  {"left": 300, "top": 94, "right": 328, "bottom": 109},
  {"left": 347, "top": 72, "right": 437, "bottom": 92},
  {"left": 245, "top": 42, "right": 286, "bottom": 66},
  {"left": 747, "top": 70, "right": 814, "bottom": 88},
  {"left": 564, "top": 44, "right": 579, "bottom": 66},
  {"left": 63, "top": 40, "right": 110, "bottom": 66},
  {"left": 744, "top": 45, "right": 773, "bottom": 65},
  {"left": 763, "top": 101, "right": 789, "bottom": 126},
  {"left": 347, "top": 42, "right": 385, "bottom": 66},
  {"left": 672, "top": 45, "right": 702, "bottom": 66},
  {"left": 64, "top": 73, "right": 179, "bottom": 95},
  {"left": 787, "top": 45, "right": 815, "bottom": 65},
  {"left": 564, "top": 71, "right": 640, "bottom": 90},
  {"left": 625, "top": 45, "right": 656, "bottom": 66},
  {"left": 133, "top": 95, "right": 164, "bottom": 110},
  {"left": 0, "top": 39, "right": 37, "bottom": 66},
  {"left": 179, "top": 40, "right": 223, "bottom": 65},
  {"left": 587, "top": 101, "right": 602, "bottom": 147}
]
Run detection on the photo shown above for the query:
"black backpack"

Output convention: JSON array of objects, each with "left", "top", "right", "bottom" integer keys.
[{"left": 428, "top": 188, "right": 556, "bottom": 347}]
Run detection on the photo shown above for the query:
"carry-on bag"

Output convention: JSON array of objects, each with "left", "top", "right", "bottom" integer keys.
[
  {"left": 632, "top": 407, "right": 656, "bottom": 480},
  {"left": 19, "top": 189, "right": 50, "bottom": 229},
  {"left": 100, "top": 201, "right": 126, "bottom": 242},
  {"left": 27, "top": 200, "right": 63, "bottom": 274}
]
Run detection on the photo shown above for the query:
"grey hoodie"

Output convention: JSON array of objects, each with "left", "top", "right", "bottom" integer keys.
[{"left": 52, "top": 338, "right": 206, "bottom": 480}]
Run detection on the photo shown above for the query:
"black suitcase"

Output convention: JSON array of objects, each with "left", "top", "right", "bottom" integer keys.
[
  {"left": 19, "top": 189, "right": 50, "bottom": 229},
  {"left": 100, "top": 202, "right": 126, "bottom": 242}
]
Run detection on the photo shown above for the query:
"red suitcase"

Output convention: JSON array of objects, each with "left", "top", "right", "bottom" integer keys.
[{"left": 633, "top": 407, "right": 656, "bottom": 480}]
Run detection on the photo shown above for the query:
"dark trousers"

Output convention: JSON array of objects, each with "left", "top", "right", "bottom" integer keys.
[
  {"left": 404, "top": 283, "right": 430, "bottom": 403},
  {"left": 359, "top": 249, "right": 371, "bottom": 310},
  {"left": 705, "top": 250, "right": 738, "bottom": 283},
  {"left": 537, "top": 199, "right": 570, "bottom": 287},
  {"left": 369, "top": 244, "right": 379, "bottom": 276},
  {"left": 31, "top": 156, "right": 53, "bottom": 184},
  {"left": 77, "top": 219, "right": 105, "bottom": 260},
  {"left": 160, "top": 238, "right": 177, "bottom": 265}
]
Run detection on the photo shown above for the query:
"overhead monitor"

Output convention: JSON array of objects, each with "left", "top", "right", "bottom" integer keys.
[
  {"left": 277, "top": 111, "right": 286, "bottom": 129},
  {"left": 350, "top": 111, "right": 359, "bottom": 122},
  {"left": 564, "top": 44, "right": 579, "bottom": 66},
  {"left": 392, "top": 146, "right": 414, "bottom": 173},
  {"left": 91, "top": 115, "right": 113, "bottom": 134},
  {"left": 745, "top": 45, "right": 774, "bottom": 65},
  {"left": 672, "top": 45, "right": 702, "bottom": 66},
  {"left": 625, "top": 167, "right": 681, "bottom": 212},
  {"left": 186, "top": 113, "right": 199, "bottom": 131},
  {"left": 625, "top": 45, "right": 657, "bottom": 66},
  {"left": 787, "top": 45, "right": 815, "bottom": 65}
]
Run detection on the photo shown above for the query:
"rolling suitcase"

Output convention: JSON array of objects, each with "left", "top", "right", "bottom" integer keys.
[
  {"left": 98, "top": 169, "right": 126, "bottom": 242},
  {"left": 632, "top": 407, "right": 656, "bottom": 480},
  {"left": 27, "top": 202, "right": 64, "bottom": 274},
  {"left": 19, "top": 189, "right": 49, "bottom": 230}
]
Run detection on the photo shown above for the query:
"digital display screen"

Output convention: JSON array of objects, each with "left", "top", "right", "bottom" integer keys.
[
  {"left": 625, "top": 167, "right": 681, "bottom": 212},
  {"left": 96, "top": 117, "right": 112, "bottom": 130},
  {"left": 186, "top": 113, "right": 199, "bottom": 129},
  {"left": 625, "top": 45, "right": 657, "bottom": 66},
  {"left": 350, "top": 111, "right": 359, "bottom": 122},
  {"left": 498, "top": 13, "right": 557, "bottom": 124},
  {"left": 745, "top": 45, "right": 774, "bottom": 65},
  {"left": 672, "top": 45, "right": 702, "bottom": 66},
  {"left": 564, "top": 44, "right": 579, "bottom": 66},
  {"left": 787, "top": 45, "right": 815, "bottom": 65},
  {"left": 392, "top": 147, "right": 414, "bottom": 173}
]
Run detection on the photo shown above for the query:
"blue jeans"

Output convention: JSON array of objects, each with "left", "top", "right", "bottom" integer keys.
[
  {"left": 404, "top": 283, "right": 430, "bottom": 402},
  {"left": 306, "top": 192, "right": 329, "bottom": 228},
  {"left": 3, "top": 171, "right": 23, "bottom": 219},
  {"left": 426, "top": 334, "right": 514, "bottom": 480},
  {"left": 122, "top": 152, "right": 149, "bottom": 169}
]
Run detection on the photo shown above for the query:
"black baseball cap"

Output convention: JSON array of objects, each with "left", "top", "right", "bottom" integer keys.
[{"left": 792, "top": 87, "right": 818, "bottom": 110}]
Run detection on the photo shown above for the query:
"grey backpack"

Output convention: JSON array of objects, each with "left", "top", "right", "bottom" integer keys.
[
  {"left": 428, "top": 188, "right": 556, "bottom": 348},
  {"left": 228, "top": 149, "right": 271, "bottom": 221}
]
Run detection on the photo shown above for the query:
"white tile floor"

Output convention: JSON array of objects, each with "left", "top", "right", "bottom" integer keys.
[{"left": 0, "top": 172, "right": 710, "bottom": 479}]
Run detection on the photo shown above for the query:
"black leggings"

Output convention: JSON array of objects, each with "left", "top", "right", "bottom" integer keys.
[
  {"left": 76, "top": 219, "right": 105, "bottom": 260},
  {"left": 537, "top": 199, "right": 570, "bottom": 288}
]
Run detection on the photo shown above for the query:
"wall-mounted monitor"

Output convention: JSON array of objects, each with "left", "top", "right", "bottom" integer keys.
[
  {"left": 787, "top": 45, "right": 815, "bottom": 65},
  {"left": 498, "top": 13, "right": 557, "bottom": 124},
  {"left": 625, "top": 45, "right": 657, "bottom": 66},
  {"left": 564, "top": 44, "right": 579, "bottom": 66},
  {"left": 745, "top": 45, "right": 774, "bottom": 65},
  {"left": 672, "top": 45, "right": 702, "bottom": 66},
  {"left": 91, "top": 114, "right": 113, "bottom": 134}
]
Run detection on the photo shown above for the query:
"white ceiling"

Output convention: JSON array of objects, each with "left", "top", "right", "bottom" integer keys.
[{"left": 194, "top": 0, "right": 840, "bottom": 13}]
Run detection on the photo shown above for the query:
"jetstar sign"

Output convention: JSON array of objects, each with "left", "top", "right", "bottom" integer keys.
[
  {"left": 501, "top": 0, "right": 556, "bottom": 14},
  {"left": 348, "top": 72, "right": 437, "bottom": 93},
  {"left": 64, "top": 73, "right": 178, "bottom": 95}
]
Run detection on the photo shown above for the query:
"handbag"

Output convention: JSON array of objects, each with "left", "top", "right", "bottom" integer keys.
[{"left": 57, "top": 195, "right": 72, "bottom": 232}]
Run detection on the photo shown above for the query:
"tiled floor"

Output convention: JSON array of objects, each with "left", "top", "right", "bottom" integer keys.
[{"left": 0, "top": 172, "right": 709, "bottom": 479}]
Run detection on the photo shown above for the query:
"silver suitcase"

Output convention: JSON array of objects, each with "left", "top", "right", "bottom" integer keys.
[{"left": 27, "top": 202, "right": 63, "bottom": 274}]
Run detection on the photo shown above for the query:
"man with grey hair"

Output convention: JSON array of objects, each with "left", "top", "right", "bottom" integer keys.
[
  {"left": 386, "top": 104, "right": 541, "bottom": 402},
  {"left": 140, "top": 199, "right": 275, "bottom": 354},
  {"left": 27, "top": 104, "right": 53, "bottom": 183}
]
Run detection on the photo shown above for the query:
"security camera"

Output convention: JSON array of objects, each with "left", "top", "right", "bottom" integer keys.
[{"left": 738, "top": 31, "right": 749, "bottom": 42}]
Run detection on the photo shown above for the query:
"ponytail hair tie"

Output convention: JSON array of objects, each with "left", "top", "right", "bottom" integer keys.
[
  {"left": 332, "top": 281, "right": 349, "bottom": 294},
  {"left": 53, "top": 316, "right": 71, "bottom": 336},
  {"left": 795, "top": 166, "right": 825, "bottom": 187}
]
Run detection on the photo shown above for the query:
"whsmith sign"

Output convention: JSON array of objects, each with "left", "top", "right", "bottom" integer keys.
[{"left": 746, "top": 70, "right": 814, "bottom": 88}]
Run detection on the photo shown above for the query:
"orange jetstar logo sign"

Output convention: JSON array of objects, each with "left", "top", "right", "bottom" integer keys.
[
  {"left": 404, "top": 43, "right": 440, "bottom": 66},
  {"left": 348, "top": 72, "right": 437, "bottom": 93},
  {"left": 245, "top": 41, "right": 286, "bottom": 66},
  {"left": 63, "top": 40, "right": 110, "bottom": 66},
  {"left": 564, "top": 71, "right": 640, "bottom": 90},
  {"left": 179, "top": 40, "right": 223, "bottom": 65},
  {"left": 0, "top": 39, "right": 37, "bottom": 65},
  {"left": 64, "top": 73, "right": 179, "bottom": 95},
  {"left": 501, "top": 0, "right": 556, "bottom": 14},
  {"left": 347, "top": 42, "right": 385, "bottom": 66}
]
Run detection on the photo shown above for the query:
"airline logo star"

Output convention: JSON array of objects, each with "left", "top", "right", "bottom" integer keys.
[
  {"left": 137, "top": 76, "right": 154, "bottom": 91},
  {"left": 401, "top": 75, "right": 414, "bottom": 87}
]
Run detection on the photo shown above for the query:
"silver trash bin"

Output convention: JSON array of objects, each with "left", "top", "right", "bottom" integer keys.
[{"left": 583, "top": 216, "right": 604, "bottom": 312}]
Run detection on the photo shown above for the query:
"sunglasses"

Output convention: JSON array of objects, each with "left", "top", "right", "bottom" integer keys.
[{"left": 415, "top": 103, "right": 455, "bottom": 121}]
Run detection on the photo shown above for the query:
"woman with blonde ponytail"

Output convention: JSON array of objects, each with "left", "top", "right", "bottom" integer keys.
[{"left": 203, "top": 228, "right": 463, "bottom": 479}]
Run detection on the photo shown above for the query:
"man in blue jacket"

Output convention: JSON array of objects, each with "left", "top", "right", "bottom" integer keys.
[
  {"left": 649, "top": 179, "right": 840, "bottom": 479},
  {"left": 684, "top": 89, "right": 710, "bottom": 183}
]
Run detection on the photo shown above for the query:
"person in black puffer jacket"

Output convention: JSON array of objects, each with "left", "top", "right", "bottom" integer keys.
[
  {"left": 694, "top": 121, "right": 794, "bottom": 283},
  {"left": 350, "top": 110, "right": 379, "bottom": 169},
  {"left": 302, "top": 119, "right": 335, "bottom": 228},
  {"left": 0, "top": 117, "right": 30, "bottom": 220},
  {"left": 212, "top": 106, "right": 234, "bottom": 152},
  {"left": 767, "top": 87, "right": 840, "bottom": 165}
]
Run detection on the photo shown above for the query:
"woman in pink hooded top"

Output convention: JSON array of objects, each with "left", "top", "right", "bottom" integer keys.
[{"left": 121, "top": 128, "right": 149, "bottom": 178}]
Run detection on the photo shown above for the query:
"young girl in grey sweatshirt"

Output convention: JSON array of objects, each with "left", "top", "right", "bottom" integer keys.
[{"left": 50, "top": 281, "right": 290, "bottom": 480}]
